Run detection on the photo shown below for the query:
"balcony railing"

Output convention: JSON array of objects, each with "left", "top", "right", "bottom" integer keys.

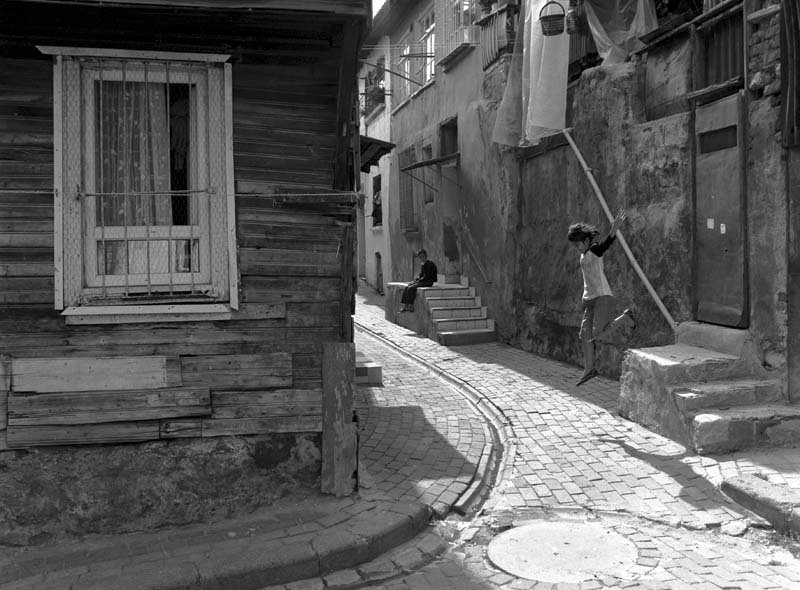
[{"left": 475, "top": 2, "right": 519, "bottom": 70}]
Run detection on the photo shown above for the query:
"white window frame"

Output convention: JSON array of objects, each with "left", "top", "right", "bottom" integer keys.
[
  {"left": 40, "top": 46, "right": 239, "bottom": 324},
  {"left": 396, "top": 34, "right": 413, "bottom": 103},
  {"left": 418, "top": 9, "right": 436, "bottom": 84}
]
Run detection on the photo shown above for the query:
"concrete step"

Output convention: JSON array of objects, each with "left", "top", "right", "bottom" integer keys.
[
  {"left": 625, "top": 344, "right": 748, "bottom": 385},
  {"left": 671, "top": 378, "right": 783, "bottom": 413},
  {"left": 355, "top": 351, "right": 382, "bottom": 386},
  {"left": 437, "top": 327, "right": 497, "bottom": 346},
  {"left": 420, "top": 286, "right": 474, "bottom": 299},
  {"left": 691, "top": 403, "right": 800, "bottom": 454},
  {"left": 429, "top": 306, "right": 487, "bottom": 320},
  {"left": 433, "top": 317, "right": 495, "bottom": 332},
  {"left": 425, "top": 296, "right": 482, "bottom": 309}
]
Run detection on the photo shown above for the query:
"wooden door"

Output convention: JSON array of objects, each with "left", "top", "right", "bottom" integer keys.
[{"left": 694, "top": 93, "right": 748, "bottom": 327}]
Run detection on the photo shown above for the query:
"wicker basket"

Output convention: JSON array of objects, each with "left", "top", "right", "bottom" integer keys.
[{"left": 539, "top": 1, "right": 566, "bottom": 36}]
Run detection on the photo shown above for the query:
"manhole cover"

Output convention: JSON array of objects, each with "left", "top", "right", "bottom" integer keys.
[{"left": 486, "top": 521, "right": 638, "bottom": 583}]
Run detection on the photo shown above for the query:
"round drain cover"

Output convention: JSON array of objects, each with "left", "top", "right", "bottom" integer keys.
[{"left": 487, "top": 521, "right": 638, "bottom": 583}]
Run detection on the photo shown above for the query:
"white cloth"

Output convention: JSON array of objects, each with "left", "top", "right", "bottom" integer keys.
[
  {"left": 584, "top": 0, "right": 658, "bottom": 65},
  {"left": 580, "top": 249, "right": 613, "bottom": 300},
  {"left": 492, "top": 0, "right": 570, "bottom": 146}
]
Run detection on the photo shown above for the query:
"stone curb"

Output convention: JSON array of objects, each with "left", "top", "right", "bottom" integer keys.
[
  {"left": 721, "top": 474, "right": 800, "bottom": 537},
  {"left": 354, "top": 321, "right": 516, "bottom": 516},
  {"left": 8, "top": 500, "right": 432, "bottom": 590}
]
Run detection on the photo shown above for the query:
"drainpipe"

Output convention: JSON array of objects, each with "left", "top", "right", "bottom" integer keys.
[{"left": 562, "top": 128, "right": 679, "bottom": 335}]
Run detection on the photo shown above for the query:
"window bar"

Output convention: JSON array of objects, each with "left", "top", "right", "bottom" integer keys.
[
  {"left": 204, "top": 64, "right": 212, "bottom": 296},
  {"left": 122, "top": 59, "right": 130, "bottom": 297},
  {"left": 98, "top": 63, "right": 107, "bottom": 295},
  {"left": 166, "top": 61, "right": 174, "bottom": 295},
  {"left": 188, "top": 65, "right": 196, "bottom": 295},
  {"left": 78, "top": 59, "right": 89, "bottom": 299},
  {"left": 144, "top": 60, "right": 153, "bottom": 295}
]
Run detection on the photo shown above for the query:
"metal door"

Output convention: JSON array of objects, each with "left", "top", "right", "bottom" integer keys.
[{"left": 694, "top": 93, "right": 748, "bottom": 327}]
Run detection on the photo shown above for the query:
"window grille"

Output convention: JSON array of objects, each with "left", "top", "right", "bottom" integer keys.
[
  {"left": 437, "top": 0, "right": 479, "bottom": 63},
  {"left": 699, "top": 10, "right": 743, "bottom": 88},
  {"left": 54, "top": 52, "right": 234, "bottom": 307}
]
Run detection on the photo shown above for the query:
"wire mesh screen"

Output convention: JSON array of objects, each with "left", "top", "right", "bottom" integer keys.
[{"left": 61, "top": 56, "right": 228, "bottom": 302}]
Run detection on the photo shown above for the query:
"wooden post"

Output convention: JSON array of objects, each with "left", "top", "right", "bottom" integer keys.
[{"left": 321, "top": 342, "right": 356, "bottom": 496}]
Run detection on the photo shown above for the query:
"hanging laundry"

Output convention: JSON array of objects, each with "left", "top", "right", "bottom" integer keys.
[
  {"left": 493, "top": 0, "right": 570, "bottom": 146},
  {"left": 583, "top": 0, "right": 658, "bottom": 65}
]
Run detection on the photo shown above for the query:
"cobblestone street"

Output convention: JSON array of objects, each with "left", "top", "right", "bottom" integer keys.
[{"left": 349, "top": 288, "right": 800, "bottom": 589}]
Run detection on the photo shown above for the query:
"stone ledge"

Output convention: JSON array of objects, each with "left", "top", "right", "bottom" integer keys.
[{"left": 721, "top": 475, "right": 800, "bottom": 536}]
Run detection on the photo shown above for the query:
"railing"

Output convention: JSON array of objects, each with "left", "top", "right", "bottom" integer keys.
[{"left": 475, "top": 2, "right": 519, "bottom": 70}]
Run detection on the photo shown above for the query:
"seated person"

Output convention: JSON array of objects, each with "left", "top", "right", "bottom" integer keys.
[{"left": 400, "top": 249, "right": 437, "bottom": 312}]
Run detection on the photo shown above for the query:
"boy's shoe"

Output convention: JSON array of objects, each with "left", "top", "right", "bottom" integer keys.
[
  {"left": 623, "top": 308, "right": 637, "bottom": 333},
  {"left": 576, "top": 368, "right": 598, "bottom": 386}
]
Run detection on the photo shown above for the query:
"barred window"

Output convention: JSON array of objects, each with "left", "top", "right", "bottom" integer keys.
[
  {"left": 437, "top": 0, "right": 479, "bottom": 63},
  {"left": 43, "top": 47, "right": 238, "bottom": 320}
]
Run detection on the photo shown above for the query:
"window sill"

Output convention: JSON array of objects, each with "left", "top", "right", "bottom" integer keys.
[
  {"left": 371, "top": 225, "right": 384, "bottom": 232},
  {"left": 62, "top": 303, "right": 235, "bottom": 325}
]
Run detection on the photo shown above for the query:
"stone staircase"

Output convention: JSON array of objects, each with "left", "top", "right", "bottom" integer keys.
[
  {"left": 619, "top": 322, "right": 800, "bottom": 454},
  {"left": 386, "top": 278, "right": 496, "bottom": 346}
]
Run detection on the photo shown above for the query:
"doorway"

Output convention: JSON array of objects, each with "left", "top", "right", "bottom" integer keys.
[{"left": 693, "top": 93, "right": 748, "bottom": 327}]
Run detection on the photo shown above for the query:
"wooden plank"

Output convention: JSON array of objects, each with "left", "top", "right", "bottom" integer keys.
[
  {"left": 242, "top": 277, "right": 340, "bottom": 304},
  {"left": 333, "top": 20, "right": 359, "bottom": 190},
  {"left": 181, "top": 353, "right": 292, "bottom": 389},
  {"left": 0, "top": 392, "right": 7, "bottom": 432},
  {"left": 160, "top": 418, "right": 203, "bottom": 438},
  {"left": 12, "top": 356, "right": 181, "bottom": 393},
  {"left": 201, "top": 415, "right": 322, "bottom": 437},
  {"left": 321, "top": 342, "right": 356, "bottom": 496},
  {"left": 0, "top": 263, "right": 54, "bottom": 277},
  {"left": 211, "top": 388, "right": 322, "bottom": 418},
  {"left": 6, "top": 421, "right": 160, "bottom": 448},
  {"left": 8, "top": 387, "right": 210, "bottom": 426},
  {"left": 0, "top": 326, "right": 337, "bottom": 354},
  {"left": 239, "top": 249, "right": 339, "bottom": 269}
]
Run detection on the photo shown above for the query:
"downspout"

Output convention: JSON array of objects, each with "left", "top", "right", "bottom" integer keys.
[{"left": 562, "top": 128, "right": 679, "bottom": 334}]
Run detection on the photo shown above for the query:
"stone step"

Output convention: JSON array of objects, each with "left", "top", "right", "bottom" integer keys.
[
  {"left": 691, "top": 403, "right": 800, "bottom": 454},
  {"left": 625, "top": 344, "right": 747, "bottom": 385},
  {"left": 671, "top": 378, "right": 783, "bottom": 413},
  {"left": 425, "top": 296, "right": 482, "bottom": 309},
  {"left": 432, "top": 317, "right": 495, "bottom": 332},
  {"left": 437, "top": 327, "right": 497, "bottom": 346},
  {"left": 429, "top": 306, "right": 487, "bottom": 320},
  {"left": 420, "top": 286, "right": 474, "bottom": 299}
]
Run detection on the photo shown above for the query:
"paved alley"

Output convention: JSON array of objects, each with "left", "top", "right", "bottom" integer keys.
[{"left": 342, "top": 287, "right": 800, "bottom": 590}]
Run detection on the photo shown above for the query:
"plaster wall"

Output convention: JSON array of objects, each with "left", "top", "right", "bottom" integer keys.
[
  {"left": 387, "top": 40, "right": 520, "bottom": 336},
  {"left": 359, "top": 40, "right": 392, "bottom": 294}
]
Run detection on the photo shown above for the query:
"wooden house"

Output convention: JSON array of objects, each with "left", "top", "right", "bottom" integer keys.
[{"left": 0, "top": 0, "right": 371, "bottom": 495}]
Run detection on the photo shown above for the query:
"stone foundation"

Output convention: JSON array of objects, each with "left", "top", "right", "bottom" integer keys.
[{"left": 0, "top": 433, "right": 321, "bottom": 547}]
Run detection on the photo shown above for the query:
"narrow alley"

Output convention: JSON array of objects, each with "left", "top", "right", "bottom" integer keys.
[{"left": 340, "top": 287, "right": 800, "bottom": 590}]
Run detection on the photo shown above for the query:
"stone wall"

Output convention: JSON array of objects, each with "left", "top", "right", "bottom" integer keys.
[
  {"left": 0, "top": 434, "right": 321, "bottom": 546},
  {"left": 746, "top": 0, "right": 788, "bottom": 375},
  {"left": 514, "top": 63, "right": 693, "bottom": 376}
]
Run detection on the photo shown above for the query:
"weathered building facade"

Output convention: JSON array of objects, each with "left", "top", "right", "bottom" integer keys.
[
  {"left": 0, "top": 0, "right": 369, "bottom": 496},
  {"left": 378, "top": 0, "right": 800, "bottom": 451}
]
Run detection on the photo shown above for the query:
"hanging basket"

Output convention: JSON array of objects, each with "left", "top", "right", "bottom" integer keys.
[{"left": 539, "top": 1, "right": 566, "bottom": 36}]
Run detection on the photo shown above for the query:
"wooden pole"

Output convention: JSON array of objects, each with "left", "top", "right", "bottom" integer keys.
[
  {"left": 321, "top": 342, "right": 357, "bottom": 496},
  {"left": 562, "top": 129, "right": 679, "bottom": 334}
]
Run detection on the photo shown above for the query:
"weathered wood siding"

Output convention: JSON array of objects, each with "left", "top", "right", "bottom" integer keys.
[
  {"left": 0, "top": 59, "right": 54, "bottom": 306},
  {"left": 0, "top": 47, "right": 355, "bottom": 448}
]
